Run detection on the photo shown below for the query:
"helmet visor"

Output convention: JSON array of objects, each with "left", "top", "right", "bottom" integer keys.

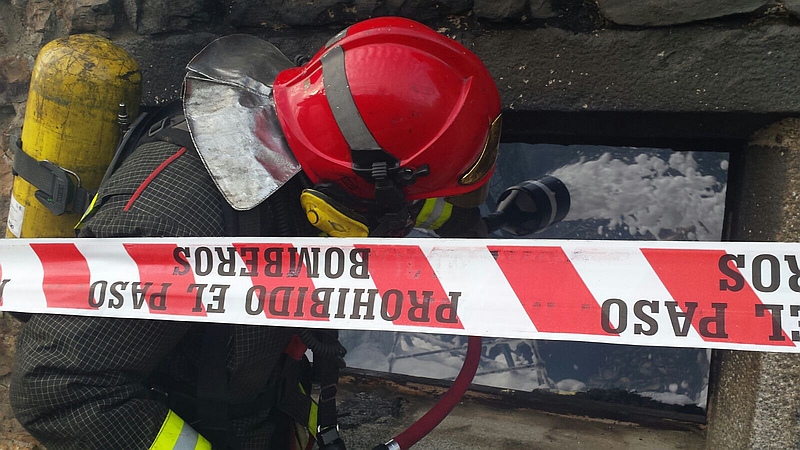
[{"left": 183, "top": 35, "right": 302, "bottom": 211}]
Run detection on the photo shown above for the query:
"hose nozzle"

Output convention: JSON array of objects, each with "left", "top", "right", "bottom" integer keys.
[{"left": 372, "top": 439, "right": 401, "bottom": 450}]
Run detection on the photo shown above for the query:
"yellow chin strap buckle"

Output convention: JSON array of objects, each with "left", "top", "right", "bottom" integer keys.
[{"left": 300, "top": 189, "right": 370, "bottom": 237}]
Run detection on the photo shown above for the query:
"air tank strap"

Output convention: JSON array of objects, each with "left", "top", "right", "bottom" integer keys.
[{"left": 10, "top": 130, "right": 92, "bottom": 216}]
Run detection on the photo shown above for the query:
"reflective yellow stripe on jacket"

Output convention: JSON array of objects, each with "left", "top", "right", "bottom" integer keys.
[
  {"left": 415, "top": 198, "right": 453, "bottom": 231},
  {"left": 150, "top": 410, "right": 212, "bottom": 450}
]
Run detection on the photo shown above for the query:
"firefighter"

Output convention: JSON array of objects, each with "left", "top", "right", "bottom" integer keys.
[{"left": 9, "top": 17, "right": 501, "bottom": 450}]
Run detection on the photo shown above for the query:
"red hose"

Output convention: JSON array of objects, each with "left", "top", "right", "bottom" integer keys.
[{"left": 392, "top": 335, "right": 482, "bottom": 449}]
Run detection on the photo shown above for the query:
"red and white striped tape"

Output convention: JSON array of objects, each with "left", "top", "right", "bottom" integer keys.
[{"left": 1, "top": 237, "right": 799, "bottom": 353}]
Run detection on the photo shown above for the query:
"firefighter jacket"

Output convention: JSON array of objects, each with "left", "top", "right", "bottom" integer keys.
[{"left": 10, "top": 115, "right": 317, "bottom": 449}]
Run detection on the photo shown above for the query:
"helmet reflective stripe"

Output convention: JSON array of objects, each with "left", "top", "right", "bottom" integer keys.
[
  {"left": 321, "top": 46, "right": 382, "bottom": 153},
  {"left": 415, "top": 198, "right": 453, "bottom": 230},
  {"left": 324, "top": 27, "right": 350, "bottom": 49},
  {"left": 149, "top": 410, "right": 212, "bottom": 450}
]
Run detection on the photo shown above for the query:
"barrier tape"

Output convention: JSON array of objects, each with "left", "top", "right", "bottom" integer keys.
[{"left": 2, "top": 237, "right": 800, "bottom": 353}]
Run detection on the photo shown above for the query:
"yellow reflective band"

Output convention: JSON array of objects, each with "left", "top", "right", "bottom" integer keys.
[
  {"left": 74, "top": 193, "right": 99, "bottom": 230},
  {"left": 193, "top": 433, "right": 212, "bottom": 450},
  {"left": 293, "top": 421, "right": 313, "bottom": 450},
  {"left": 415, "top": 198, "right": 453, "bottom": 230},
  {"left": 300, "top": 383, "right": 318, "bottom": 438},
  {"left": 308, "top": 395, "right": 319, "bottom": 438},
  {"left": 149, "top": 410, "right": 212, "bottom": 450}
]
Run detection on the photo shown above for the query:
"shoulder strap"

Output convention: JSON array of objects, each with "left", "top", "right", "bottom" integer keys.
[
  {"left": 94, "top": 111, "right": 153, "bottom": 193},
  {"left": 76, "top": 101, "right": 195, "bottom": 230},
  {"left": 136, "top": 107, "right": 195, "bottom": 150},
  {"left": 196, "top": 324, "right": 239, "bottom": 449},
  {"left": 221, "top": 203, "right": 262, "bottom": 237}
]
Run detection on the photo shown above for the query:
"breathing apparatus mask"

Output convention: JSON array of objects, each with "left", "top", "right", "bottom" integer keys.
[{"left": 300, "top": 182, "right": 414, "bottom": 238}]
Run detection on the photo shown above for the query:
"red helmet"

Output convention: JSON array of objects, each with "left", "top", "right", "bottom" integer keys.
[{"left": 273, "top": 17, "right": 502, "bottom": 204}]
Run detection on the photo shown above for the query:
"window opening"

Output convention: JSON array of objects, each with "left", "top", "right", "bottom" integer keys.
[{"left": 341, "top": 140, "right": 730, "bottom": 420}]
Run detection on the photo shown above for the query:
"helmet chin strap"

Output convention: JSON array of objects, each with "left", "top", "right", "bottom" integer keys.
[
  {"left": 320, "top": 43, "right": 432, "bottom": 237},
  {"left": 364, "top": 161, "right": 430, "bottom": 237},
  {"left": 322, "top": 41, "right": 430, "bottom": 237}
]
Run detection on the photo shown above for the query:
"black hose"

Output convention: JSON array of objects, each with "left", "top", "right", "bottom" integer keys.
[{"left": 298, "top": 329, "right": 347, "bottom": 359}]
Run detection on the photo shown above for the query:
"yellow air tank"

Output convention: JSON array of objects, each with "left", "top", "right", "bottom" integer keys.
[{"left": 7, "top": 34, "right": 141, "bottom": 238}]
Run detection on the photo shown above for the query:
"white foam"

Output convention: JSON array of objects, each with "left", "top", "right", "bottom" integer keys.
[{"left": 550, "top": 152, "right": 727, "bottom": 241}]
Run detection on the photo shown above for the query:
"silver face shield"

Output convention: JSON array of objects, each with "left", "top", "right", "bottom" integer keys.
[{"left": 183, "top": 34, "right": 302, "bottom": 211}]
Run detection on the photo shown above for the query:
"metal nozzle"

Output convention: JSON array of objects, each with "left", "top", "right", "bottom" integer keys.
[
  {"left": 117, "top": 102, "right": 130, "bottom": 133},
  {"left": 484, "top": 175, "right": 571, "bottom": 236}
]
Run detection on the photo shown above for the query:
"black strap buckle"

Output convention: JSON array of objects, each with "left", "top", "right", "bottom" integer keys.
[
  {"left": 10, "top": 130, "right": 92, "bottom": 216},
  {"left": 317, "top": 425, "right": 346, "bottom": 449},
  {"left": 33, "top": 160, "right": 73, "bottom": 216}
]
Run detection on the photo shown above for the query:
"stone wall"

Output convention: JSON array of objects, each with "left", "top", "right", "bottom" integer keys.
[
  {"left": 3, "top": 0, "right": 800, "bottom": 131},
  {"left": 2, "top": 0, "right": 798, "bottom": 218},
  {"left": 2, "top": 0, "right": 799, "bottom": 198},
  {"left": 2, "top": 0, "right": 800, "bottom": 448}
]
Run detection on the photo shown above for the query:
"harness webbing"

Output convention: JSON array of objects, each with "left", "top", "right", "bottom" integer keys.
[{"left": 196, "top": 324, "right": 235, "bottom": 448}]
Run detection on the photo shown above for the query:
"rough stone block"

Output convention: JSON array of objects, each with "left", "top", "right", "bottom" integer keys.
[
  {"left": 279, "top": 0, "right": 346, "bottom": 25},
  {"left": 25, "top": 0, "right": 56, "bottom": 33},
  {"left": 115, "top": 28, "right": 346, "bottom": 104},
  {"left": 71, "top": 0, "right": 116, "bottom": 32},
  {"left": 396, "top": 0, "right": 474, "bottom": 21},
  {"left": 470, "top": 24, "right": 800, "bottom": 113},
  {"left": 370, "top": 0, "right": 473, "bottom": 18},
  {"left": 226, "top": 0, "right": 472, "bottom": 27},
  {"left": 475, "top": 0, "right": 526, "bottom": 21},
  {"left": 121, "top": 0, "right": 139, "bottom": 31},
  {"left": 133, "top": 0, "right": 211, "bottom": 34},
  {"left": 529, "top": 0, "right": 558, "bottom": 19},
  {"left": 783, "top": 0, "right": 800, "bottom": 18},
  {"left": 0, "top": 56, "right": 32, "bottom": 102},
  {"left": 117, "top": 32, "right": 218, "bottom": 102},
  {"left": 25, "top": 0, "right": 78, "bottom": 41},
  {"left": 596, "top": 0, "right": 770, "bottom": 26},
  {"left": 226, "top": 0, "right": 345, "bottom": 27}
]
